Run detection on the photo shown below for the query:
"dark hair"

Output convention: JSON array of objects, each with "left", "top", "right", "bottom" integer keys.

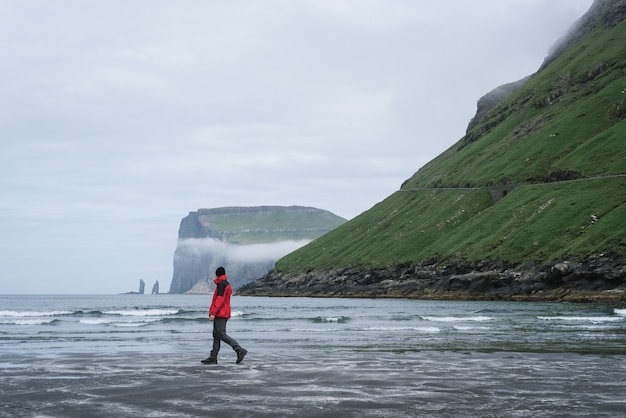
[{"left": 215, "top": 267, "right": 226, "bottom": 277}]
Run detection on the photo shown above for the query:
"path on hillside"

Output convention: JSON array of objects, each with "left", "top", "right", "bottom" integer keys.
[{"left": 399, "top": 173, "right": 626, "bottom": 193}]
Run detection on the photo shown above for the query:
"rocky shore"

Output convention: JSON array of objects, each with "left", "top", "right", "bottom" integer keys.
[{"left": 237, "top": 254, "right": 626, "bottom": 302}]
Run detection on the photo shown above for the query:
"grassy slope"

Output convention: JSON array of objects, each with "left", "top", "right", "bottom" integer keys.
[
  {"left": 274, "top": 21, "right": 626, "bottom": 273},
  {"left": 407, "top": 24, "right": 626, "bottom": 188}
]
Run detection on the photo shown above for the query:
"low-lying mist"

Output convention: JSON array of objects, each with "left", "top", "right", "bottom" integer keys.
[{"left": 175, "top": 238, "right": 312, "bottom": 263}]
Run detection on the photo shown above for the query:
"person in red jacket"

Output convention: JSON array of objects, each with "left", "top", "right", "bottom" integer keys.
[{"left": 201, "top": 267, "right": 247, "bottom": 365}]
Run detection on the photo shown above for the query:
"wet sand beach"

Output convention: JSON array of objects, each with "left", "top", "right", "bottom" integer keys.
[{"left": 2, "top": 350, "right": 625, "bottom": 417}]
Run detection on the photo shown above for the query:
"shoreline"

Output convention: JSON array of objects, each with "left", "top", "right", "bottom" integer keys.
[
  {"left": 238, "top": 255, "right": 626, "bottom": 303},
  {"left": 237, "top": 288, "right": 626, "bottom": 303}
]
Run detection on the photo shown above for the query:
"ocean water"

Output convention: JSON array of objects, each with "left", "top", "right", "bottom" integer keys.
[{"left": 1, "top": 294, "right": 625, "bottom": 417}]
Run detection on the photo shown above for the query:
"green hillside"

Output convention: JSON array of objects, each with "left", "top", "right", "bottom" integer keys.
[
  {"left": 272, "top": 15, "right": 626, "bottom": 276},
  {"left": 404, "top": 21, "right": 626, "bottom": 189}
]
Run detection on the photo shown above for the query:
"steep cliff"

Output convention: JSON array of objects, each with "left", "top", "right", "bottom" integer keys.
[
  {"left": 541, "top": 0, "right": 626, "bottom": 70},
  {"left": 168, "top": 206, "right": 346, "bottom": 293},
  {"left": 239, "top": 0, "right": 626, "bottom": 302},
  {"left": 469, "top": 0, "right": 626, "bottom": 134}
]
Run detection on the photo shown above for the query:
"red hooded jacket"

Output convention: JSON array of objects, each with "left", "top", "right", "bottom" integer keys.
[{"left": 209, "top": 274, "right": 232, "bottom": 319}]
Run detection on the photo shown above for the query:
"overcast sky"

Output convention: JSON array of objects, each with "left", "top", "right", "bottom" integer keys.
[{"left": 1, "top": 0, "right": 593, "bottom": 294}]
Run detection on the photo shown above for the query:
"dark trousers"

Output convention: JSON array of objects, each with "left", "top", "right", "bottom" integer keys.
[{"left": 210, "top": 317, "right": 240, "bottom": 357}]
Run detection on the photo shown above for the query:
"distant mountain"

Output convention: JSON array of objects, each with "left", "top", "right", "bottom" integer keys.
[
  {"left": 239, "top": 0, "right": 626, "bottom": 302},
  {"left": 167, "top": 206, "right": 346, "bottom": 293}
]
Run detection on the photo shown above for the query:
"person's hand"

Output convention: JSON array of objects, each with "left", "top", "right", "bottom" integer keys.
[{"left": 209, "top": 315, "right": 215, "bottom": 321}]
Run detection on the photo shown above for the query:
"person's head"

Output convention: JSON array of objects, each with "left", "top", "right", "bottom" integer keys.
[{"left": 215, "top": 266, "right": 226, "bottom": 277}]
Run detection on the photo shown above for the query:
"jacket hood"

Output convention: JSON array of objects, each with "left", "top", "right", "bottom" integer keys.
[{"left": 213, "top": 274, "right": 228, "bottom": 285}]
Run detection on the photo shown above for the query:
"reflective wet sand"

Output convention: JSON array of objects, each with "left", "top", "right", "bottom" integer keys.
[{"left": 2, "top": 350, "right": 625, "bottom": 417}]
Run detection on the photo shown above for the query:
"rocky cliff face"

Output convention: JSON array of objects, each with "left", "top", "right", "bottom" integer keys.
[
  {"left": 168, "top": 206, "right": 346, "bottom": 293},
  {"left": 466, "top": 0, "right": 626, "bottom": 132},
  {"left": 238, "top": 255, "right": 626, "bottom": 302},
  {"left": 465, "top": 76, "right": 531, "bottom": 132}
]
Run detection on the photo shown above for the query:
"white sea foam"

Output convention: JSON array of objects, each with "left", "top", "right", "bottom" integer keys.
[
  {"left": 80, "top": 319, "right": 113, "bottom": 325},
  {"left": 111, "top": 321, "right": 156, "bottom": 328},
  {"left": 286, "top": 326, "right": 441, "bottom": 333},
  {"left": 102, "top": 309, "right": 179, "bottom": 317},
  {"left": 0, "top": 310, "right": 72, "bottom": 317},
  {"left": 289, "top": 328, "right": 341, "bottom": 333},
  {"left": 421, "top": 316, "right": 494, "bottom": 322},
  {"left": 569, "top": 325, "right": 612, "bottom": 331},
  {"left": 80, "top": 318, "right": 159, "bottom": 327},
  {"left": 453, "top": 326, "right": 491, "bottom": 331},
  {"left": 364, "top": 326, "right": 441, "bottom": 333},
  {"left": 615, "top": 309, "right": 626, "bottom": 316},
  {"left": 322, "top": 317, "right": 342, "bottom": 322},
  {"left": 0, "top": 318, "right": 56, "bottom": 325},
  {"left": 538, "top": 316, "right": 623, "bottom": 323}
]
